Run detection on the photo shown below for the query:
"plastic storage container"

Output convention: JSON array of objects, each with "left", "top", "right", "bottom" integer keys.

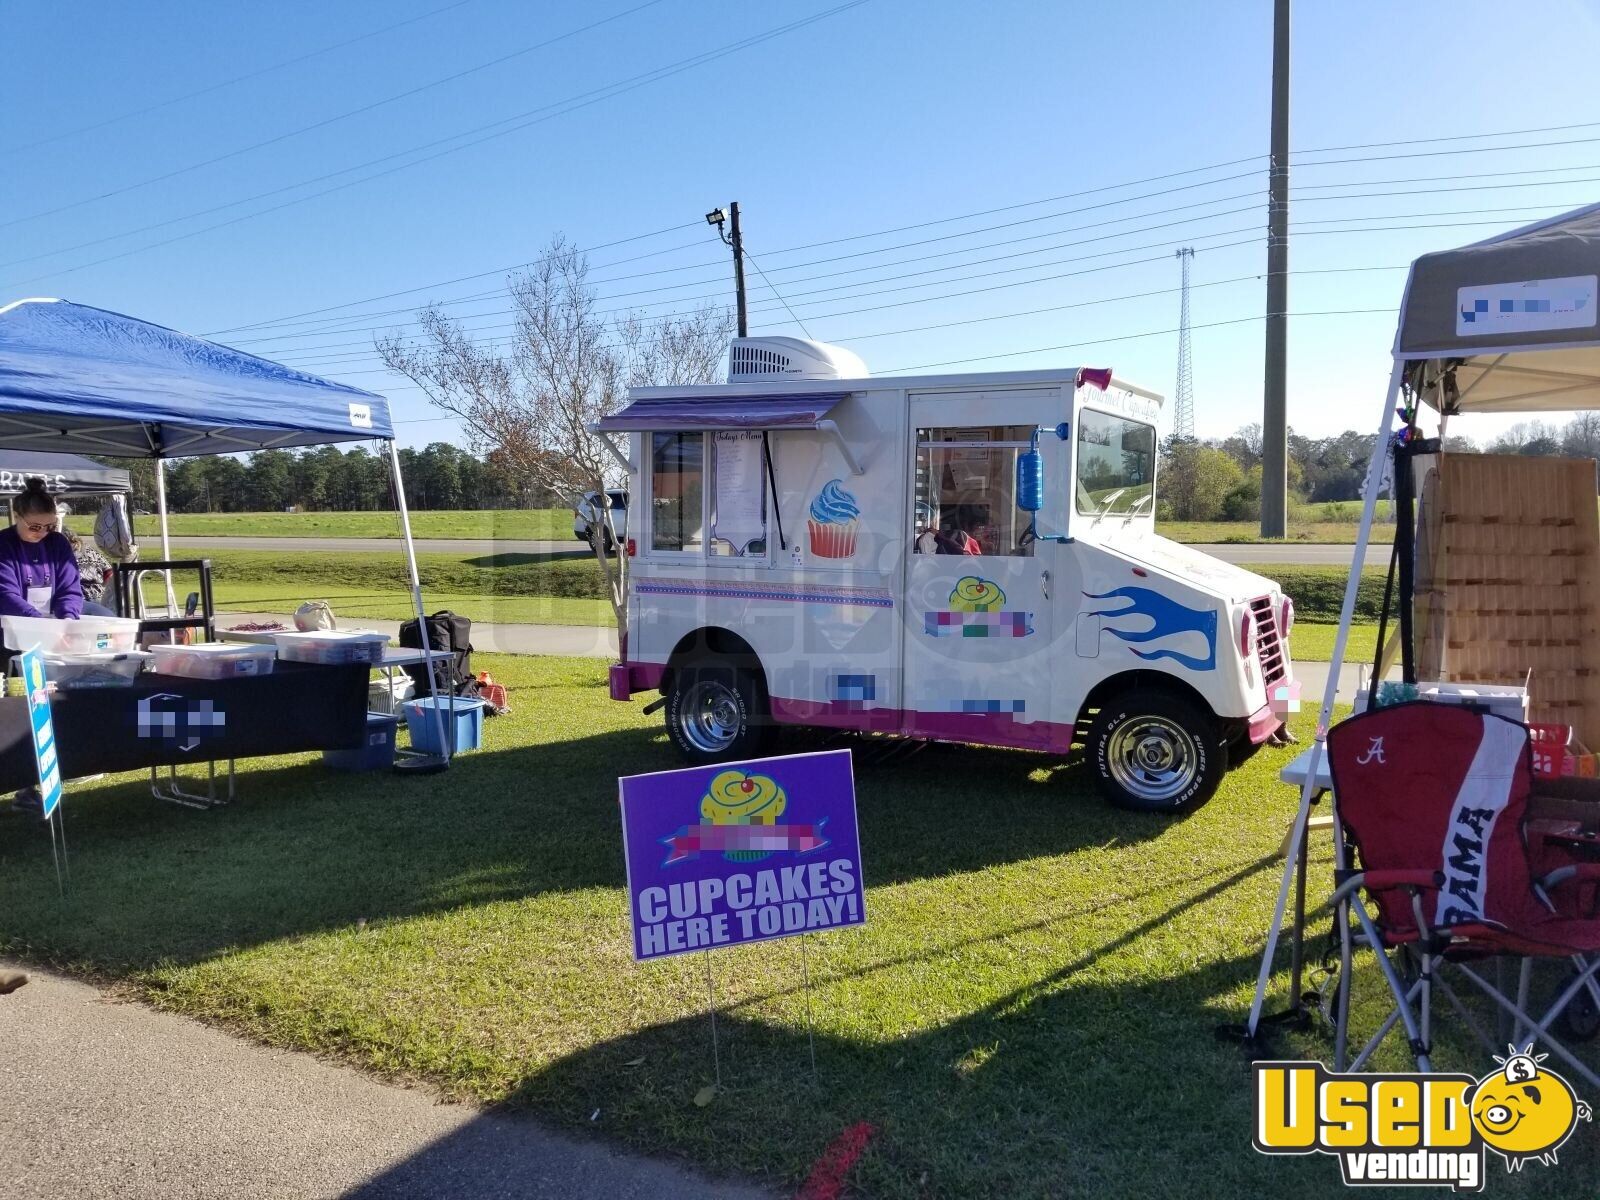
[
  {"left": 368, "top": 672, "right": 415, "bottom": 714},
  {"left": 4, "top": 614, "right": 140, "bottom": 654},
  {"left": 271, "top": 630, "right": 389, "bottom": 665},
  {"left": 323, "top": 713, "right": 399, "bottom": 772},
  {"left": 402, "top": 696, "right": 485, "bottom": 755},
  {"left": 149, "top": 642, "right": 277, "bottom": 680},
  {"left": 42, "top": 650, "right": 152, "bottom": 688}
]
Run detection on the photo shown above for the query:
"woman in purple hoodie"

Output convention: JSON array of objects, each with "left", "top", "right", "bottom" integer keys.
[{"left": 0, "top": 477, "right": 85, "bottom": 620}]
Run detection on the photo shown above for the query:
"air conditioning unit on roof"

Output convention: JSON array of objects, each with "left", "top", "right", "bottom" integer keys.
[{"left": 727, "top": 337, "right": 869, "bottom": 382}]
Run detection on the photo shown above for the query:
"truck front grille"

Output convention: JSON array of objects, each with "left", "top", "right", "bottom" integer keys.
[{"left": 1250, "top": 595, "right": 1287, "bottom": 688}]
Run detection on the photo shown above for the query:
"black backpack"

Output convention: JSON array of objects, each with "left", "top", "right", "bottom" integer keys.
[{"left": 399, "top": 610, "right": 474, "bottom": 696}]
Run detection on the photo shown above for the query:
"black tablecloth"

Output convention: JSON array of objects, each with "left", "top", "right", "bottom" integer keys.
[{"left": 0, "top": 661, "right": 369, "bottom": 790}]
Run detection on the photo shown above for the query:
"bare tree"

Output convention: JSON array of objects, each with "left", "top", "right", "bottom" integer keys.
[{"left": 377, "top": 237, "right": 734, "bottom": 637}]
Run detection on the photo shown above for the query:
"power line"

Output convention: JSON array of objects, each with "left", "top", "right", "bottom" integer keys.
[
  {"left": 0, "top": 1, "right": 871, "bottom": 287},
  {"left": 204, "top": 226, "right": 707, "bottom": 336},
  {"left": 223, "top": 175, "right": 1271, "bottom": 342},
  {"left": 258, "top": 192, "right": 1580, "bottom": 361},
  {"left": 733, "top": 248, "right": 811, "bottom": 338},
  {"left": 0, "top": 0, "right": 479, "bottom": 154},
  {"left": 1290, "top": 117, "right": 1600, "bottom": 156},
  {"left": 1293, "top": 132, "right": 1600, "bottom": 168},
  {"left": 0, "top": 0, "right": 672, "bottom": 233},
  {"left": 215, "top": 157, "right": 1600, "bottom": 346},
  {"left": 876, "top": 309, "right": 1393, "bottom": 375}
]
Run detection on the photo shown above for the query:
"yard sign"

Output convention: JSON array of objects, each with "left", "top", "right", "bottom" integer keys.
[
  {"left": 619, "top": 749, "right": 866, "bottom": 962},
  {"left": 20, "top": 648, "right": 62, "bottom": 819}
]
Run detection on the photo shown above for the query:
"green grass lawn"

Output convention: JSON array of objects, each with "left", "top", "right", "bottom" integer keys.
[
  {"left": 2, "top": 654, "right": 1587, "bottom": 1198},
  {"left": 68, "top": 509, "right": 578, "bottom": 541},
  {"left": 1158, "top": 520, "right": 1397, "bottom": 545},
  {"left": 136, "top": 548, "right": 614, "bottom": 627},
  {"left": 73, "top": 506, "right": 1398, "bottom": 547},
  {"left": 1288, "top": 622, "right": 1377, "bottom": 664}
]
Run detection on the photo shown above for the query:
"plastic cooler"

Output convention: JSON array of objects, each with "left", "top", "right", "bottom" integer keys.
[
  {"left": 149, "top": 642, "right": 277, "bottom": 679},
  {"left": 3, "top": 614, "right": 140, "bottom": 653},
  {"left": 43, "top": 650, "right": 151, "bottom": 688},
  {"left": 402, "top": 696, "right": 485, "bottom": 755},
  {"left": 271, "top": 630, "right": 389, "bottom": 665},
  {"left": 323, "top": 713, "right": 399, "bottom": 772}
]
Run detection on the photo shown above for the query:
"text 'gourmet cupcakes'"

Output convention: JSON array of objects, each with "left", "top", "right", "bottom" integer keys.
[{"left": 807, "top": 479, "right": 861, "bottom": 558}]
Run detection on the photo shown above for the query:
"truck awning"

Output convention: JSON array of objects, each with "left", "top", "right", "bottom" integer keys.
[{"left": 594, "top": 392, "right": 847, "bottom": 432}]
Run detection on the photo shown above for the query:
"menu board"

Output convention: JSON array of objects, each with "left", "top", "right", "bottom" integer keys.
[{"left": 713, "top": 431, "right": 766, "bottom": 555}]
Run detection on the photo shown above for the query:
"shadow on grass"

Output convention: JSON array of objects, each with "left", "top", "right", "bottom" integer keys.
[
  {"left": 344, "top": 864, "right": 1312, "bottom": 1200},
  {"left": 461, "top": 550, "right": 594, "bottom": 567},
  {"left": 0, "top": 718, "right": 1162, "bottom": 974}
]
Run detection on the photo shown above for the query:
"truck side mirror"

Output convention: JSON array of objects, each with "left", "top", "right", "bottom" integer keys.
[{"left": 1016, "top": 449, "right": 1044, "bottom": 512}]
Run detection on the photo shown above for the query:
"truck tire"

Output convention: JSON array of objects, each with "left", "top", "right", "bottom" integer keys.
[
  {"left": 1086, "top": 688, "right": 1226, "bottom": 813},
  {"left": 665, "top": 657, "right": 768, "bottom": 764}
]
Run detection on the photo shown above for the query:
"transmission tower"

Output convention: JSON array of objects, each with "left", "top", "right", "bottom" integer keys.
[{"left": 1173, "top": 247, "right": 1196, "bottom": 441}]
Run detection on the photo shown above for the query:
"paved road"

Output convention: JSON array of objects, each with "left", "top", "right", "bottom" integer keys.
[
  {"left": 0, "top": 965, "right": 769, "bottom": 1200},
  {"left": 167, "top": 534, "right": 1385, "bottom": 566}
]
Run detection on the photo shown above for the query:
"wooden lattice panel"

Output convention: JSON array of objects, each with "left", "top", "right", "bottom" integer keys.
[{"left": 1418, "top": 454, "right": 1600, "bottom": 742}]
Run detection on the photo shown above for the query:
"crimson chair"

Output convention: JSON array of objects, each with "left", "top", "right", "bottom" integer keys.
[{"left": 1326, "top": 701, "right": 1600, "bottom": 1088}]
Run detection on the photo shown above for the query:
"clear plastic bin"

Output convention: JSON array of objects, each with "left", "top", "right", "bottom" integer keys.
[
  {"left": 271, "top": 630, "right": 390, "bottom": 665},
  {"left": 4, "top": 614, "right": 140, "bottom": 654},
  {"left": 43, "top": 650, "right": 152, "bottom": 688},
  {"left": 149, "top": 642, "right": 277, "bottom": 679}
]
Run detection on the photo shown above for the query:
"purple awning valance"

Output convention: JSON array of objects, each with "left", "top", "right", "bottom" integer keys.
[{"left": 595, "top": 392, "right": 847, "bottom": 433}]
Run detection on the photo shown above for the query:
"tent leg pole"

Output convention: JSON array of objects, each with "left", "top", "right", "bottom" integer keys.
[
  {"left": 388, "top": 441, "right": 450, "bottom": 765},
  {"left": 1245, "top": 360, "right": 1406, "bottom": 1044},
  {"left": 154, "top": 457, "right": 176, "bottom": 615}
]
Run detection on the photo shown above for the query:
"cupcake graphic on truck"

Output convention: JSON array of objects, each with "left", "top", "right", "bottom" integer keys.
[{"left": 808, "top": 479, "right": 860, "bottom": 558}]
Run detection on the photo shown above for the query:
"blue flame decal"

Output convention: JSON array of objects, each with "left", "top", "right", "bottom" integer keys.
[{"left": 1085, "top": 587, "right": 1217, "bottom": 671}]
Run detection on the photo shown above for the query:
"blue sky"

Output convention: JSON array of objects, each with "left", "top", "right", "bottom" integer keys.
[{"left": 5, "top": 0, "right": 1600, "bottom": 449}]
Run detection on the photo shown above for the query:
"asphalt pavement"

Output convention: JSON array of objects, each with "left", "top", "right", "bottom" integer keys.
[
  {"left": 171, "top": 535, "right": 1384, "bottom": 566},
  {"left": 0, "top": 965, "right": 770, "bottom": 1200}
]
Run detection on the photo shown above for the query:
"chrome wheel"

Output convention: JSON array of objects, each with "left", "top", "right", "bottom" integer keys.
[
  {"left": 680, "top": 677, "right": 744, "bottom": 754},
  {"left": 1106, "top": 716, "right": 1199, "bottom": 804}
]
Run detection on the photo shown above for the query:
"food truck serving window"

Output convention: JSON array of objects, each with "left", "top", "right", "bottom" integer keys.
[
  {"left": 913, "top": 426, "right": 1035, "bottom": 557},
  {"left": 651, "top": 433, "right": 704, "bottom": 552},
  {"left": 1075, "top": 409, "right": 1156, "bottom": 517},
  {"left": 649, "top": 431, "right": 768, "bottom": 557}
]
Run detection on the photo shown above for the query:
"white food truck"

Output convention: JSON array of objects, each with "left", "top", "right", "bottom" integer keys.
[{"left": 601, "top": 338, "right": 1294, "bottom": 812}]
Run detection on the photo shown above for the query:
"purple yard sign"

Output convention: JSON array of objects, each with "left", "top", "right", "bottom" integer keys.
[{"left": 618, "top": 749, "right": 866, "bottom": 962}]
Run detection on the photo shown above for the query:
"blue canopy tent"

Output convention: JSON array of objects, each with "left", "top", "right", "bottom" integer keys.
[{"left": 0, "top": 297, "right": 451, "bottom": 763}]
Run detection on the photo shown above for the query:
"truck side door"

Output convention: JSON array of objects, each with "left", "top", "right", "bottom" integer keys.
[{"left": 901, "top": 389, "right": 1069, "bottom": 749}]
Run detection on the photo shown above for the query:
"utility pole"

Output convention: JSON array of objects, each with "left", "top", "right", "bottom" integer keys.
[
  {"left": 705, "top": 203, "right": 748, "bottom": 337},
  {"left": 1260, "top": 0, "right": 1290, "bottom": 537},
  {"left": 1173, "top": 248, "right": 1196, "bottom": 442}
]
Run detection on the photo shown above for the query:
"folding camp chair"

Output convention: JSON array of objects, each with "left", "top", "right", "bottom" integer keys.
[{"left": 1326, "top": 701, "right": 1600, "bottom": 1090}]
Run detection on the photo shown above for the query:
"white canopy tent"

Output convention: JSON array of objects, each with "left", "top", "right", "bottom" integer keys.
[{"left": 1244, "top": 201, "right": 1600, "bottom": 1056}]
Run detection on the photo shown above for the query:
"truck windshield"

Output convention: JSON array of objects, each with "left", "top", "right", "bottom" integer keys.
[{"left": 1076, "top": 409, "right": 1156, "bottom": 516}]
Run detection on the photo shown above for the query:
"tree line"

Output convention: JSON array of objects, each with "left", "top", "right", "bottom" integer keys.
[
  {"left": 1159, "top": 415, "right": 1600, "bottom": 522},
  {"left": 99, "top": 442, "right": 554, "bottom": 514}
]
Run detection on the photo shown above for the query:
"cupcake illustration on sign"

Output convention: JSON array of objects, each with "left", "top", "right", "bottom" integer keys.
[
  {"left": 700, "top": 769, "right": 787, "bottom": 861},
  {"left": 808, "top": 479, "right": 861, "bottom": 558},
  {"left": 950, "top": 576, "right": 1005, "bottom": 612}
]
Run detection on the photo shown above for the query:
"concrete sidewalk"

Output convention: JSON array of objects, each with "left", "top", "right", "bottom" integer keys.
[{"left": 0, "top": 965, "right": 769, "bottom": 1200}]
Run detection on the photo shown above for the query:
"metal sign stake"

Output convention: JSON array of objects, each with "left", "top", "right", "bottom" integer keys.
[
  {"left": 47, "top": 809, "right": 66, "bottom": 898},
  {"left": 704, "top": 950, "right": 722, "bottom": 1090},
  {"left": 800, "top": 934, "right": 818, "bottom": 1080}
]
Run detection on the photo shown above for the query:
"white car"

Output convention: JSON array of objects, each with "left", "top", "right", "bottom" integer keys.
[{"left": 573, "top": 490, "right": 628, "bottom": 550}]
